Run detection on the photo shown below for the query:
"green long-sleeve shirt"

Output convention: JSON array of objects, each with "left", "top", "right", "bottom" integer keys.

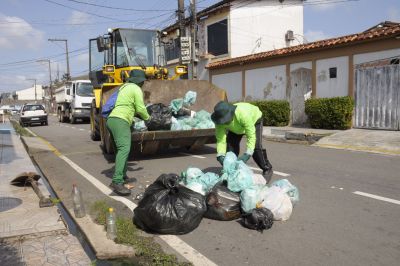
[
  {"left": 109, "top": 83, "right": 150, "bottom": 125},
  {"left": 215, "top": 102, "right": 262, "bottom": 156}
]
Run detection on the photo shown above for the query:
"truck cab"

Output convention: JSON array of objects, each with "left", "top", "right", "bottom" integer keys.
[{"left": 56, "top": 80, "right": 94, "bottom": 123}]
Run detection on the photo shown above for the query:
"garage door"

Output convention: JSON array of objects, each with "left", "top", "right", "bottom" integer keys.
[{"left": 354, "top": 64, "right": 400, "bottom": 130}]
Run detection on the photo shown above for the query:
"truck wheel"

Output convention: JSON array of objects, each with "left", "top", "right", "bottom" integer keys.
[
  {"left": 69, "top": 112, "right": 75, "bottom": 124},
  {"left": 90, "top": 100, "right": 100, "bottom": 141},
  {"left": 59, "top": 110, "right": 66, "bottom": 123}
]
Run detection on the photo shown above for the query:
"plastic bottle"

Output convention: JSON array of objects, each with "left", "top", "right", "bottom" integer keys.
[
  {"left": 72, "top": 184, "right": 86, "bottom": 218},
  {"left": 106, "top": 208, "right": 117, "bottom": 240}
]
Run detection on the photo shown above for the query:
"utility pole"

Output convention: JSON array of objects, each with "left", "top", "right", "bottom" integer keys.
[
  {"left": 48, "top": 38, "right": 70, "bottom": 80},
  {"left": 178, "top": 0, "right": 185, "bottom": 65},
  {"left": 37, "top": 59, "right": 53, "bottom": 112},
  {"left": 190, "top": 0, "right": 197, "bottom": 80},
  {"left": 26, "top": 78, "right": 37, "bottom": 101}
]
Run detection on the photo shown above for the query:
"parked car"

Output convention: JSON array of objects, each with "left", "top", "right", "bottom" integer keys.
[{"left": 19, "top": 103, "right": 48, "bottom": 127}]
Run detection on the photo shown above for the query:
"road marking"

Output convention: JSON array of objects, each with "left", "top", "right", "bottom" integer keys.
[
  {"left": 25, "top": 128, "right": 37, "bottom": 137},
  {"left": 353, "top": 191, "right": 400, "bottom": 205},
  {"left": 179, "top": 152, "right": 206, "bottom": 159},
  {"left": 248, "top": 167, "right": 290, "bottom": 177},
  {"left": 79, "top": 128, "right": 84, "bottom": 131},
  {"left": 71, "top": 127, "right": 76, "bottom": 129},
  {"left": 37, "top": 138, "right": 216, "bottom": 265}
]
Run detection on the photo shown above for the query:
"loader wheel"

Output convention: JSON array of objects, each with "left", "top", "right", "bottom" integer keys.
[
  {"left": 90, "top": 100, "right": 100, "bottom": 141},
  {"left": 101, "top": 126, "right": 115, "bottom": 155}
]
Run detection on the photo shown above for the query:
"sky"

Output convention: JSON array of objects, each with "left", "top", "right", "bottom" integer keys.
[{"left": 0, "top": 0, "right": 399, "bottom": 93}]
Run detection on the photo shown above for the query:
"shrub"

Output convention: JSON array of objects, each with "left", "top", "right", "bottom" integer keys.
[
  {"left": 249, "top": 100, "right": 290, "bottom": 126},
  {"left": 305, "top": 96, "right": 354, "bottom": 129}
]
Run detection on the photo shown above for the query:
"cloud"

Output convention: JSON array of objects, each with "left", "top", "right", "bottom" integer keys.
[
  {"left": 67, "top": 11, "right": 91, "bottom": 25},
  {"left": 388, "top": 7, "right": 400, "bottom": 22},
  {"left": 306, "top": 0, "right": 342, "bottom": 11},
  {"left": 0, "top": 13, "right": 45, "bottom": 50},
  {"left": 304, "top": 29, "right": 331, "bottom": 42},
  {"left": 0, "top": 72, "right": 47, "bottom": 93}
]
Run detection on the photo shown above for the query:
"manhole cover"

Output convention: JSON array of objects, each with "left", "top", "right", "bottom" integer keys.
[{"left": 0, "top": 197, "right": 22, "bottom": 212}]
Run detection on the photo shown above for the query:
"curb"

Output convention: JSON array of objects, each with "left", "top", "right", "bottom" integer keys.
[{"left": 20, "top": 136, "right": 135, "bottom": 260}]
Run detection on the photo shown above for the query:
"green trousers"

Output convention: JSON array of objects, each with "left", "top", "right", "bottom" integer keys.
[{"left": 106, "top": 117, "right": 131, "bottom": 184}]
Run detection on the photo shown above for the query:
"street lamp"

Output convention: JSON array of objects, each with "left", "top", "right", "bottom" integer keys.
[
  {"left": 26, "top": 78, "right": 37, "bottom": 101},
  {"left": 37, "top": 59, "right": 53, "bottom": 112},
  {"left": 48, "top": 38, "right": 70, "bottom": 80}
]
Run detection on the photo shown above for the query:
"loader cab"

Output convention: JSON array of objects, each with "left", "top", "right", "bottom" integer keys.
[{"left": 89, "top": 28, "right": 165, "bottom": 86}]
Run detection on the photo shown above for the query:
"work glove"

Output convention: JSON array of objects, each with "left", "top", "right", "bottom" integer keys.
[
  {"left": 217, "top": 155, "right": 225, "bottom": 166},
  {"left": 238, "top": 153, "right": 251, "bottom": 163}
]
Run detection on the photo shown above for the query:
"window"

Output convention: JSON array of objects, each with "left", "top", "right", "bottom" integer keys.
[
  {"left": 77, "top": 83, "right": 94, "bottom": 97},
  {"left": 165, "top": 38, "right": 180, "bottom": 62},
  {"left": 207, "top": 19, "right": 228, "bottom": 56},
  {"left": 23, "top": 105, "right": 44, "bottom": 111},
  {"left": 329, "top": 67, "right": 337, "bottom": 78}
]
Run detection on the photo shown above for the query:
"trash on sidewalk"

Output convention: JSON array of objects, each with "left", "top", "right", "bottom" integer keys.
[
  {"left": 240, "top": 185, "right": 264, "bottom": 213},
  {"left": 204, "top": 181, "right": 241, "bottom": 221},
  {"left": 11, "top": 172, "right": 54, "bottom": 208},
  {"left": 106, "top": 208, "right": 117, "bottom": 240},
  {"left": 72, "top": 183, "right": 86, "bottom": 218},
  {"left": 242, "top": 207, "right": 274, "bottom": 232},
  {"left": 134, "top": 173, "right": 206, "bottom": 235}
]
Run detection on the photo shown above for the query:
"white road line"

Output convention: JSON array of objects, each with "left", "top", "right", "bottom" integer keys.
[
  {"left": 71, "top": 127, "right": 76, "bottom": 129},
  {"left": 79, "top": 128, "right": 84, "bottom": 131},
  {"left": 353, "top": 191, "right": 400, "bottom": 205},
  {"left": 25, "top": 128, "right": 37, "bottom": 137},
  {"left": 248, "top": 167, "right": 290, "bottom": 177},
  {"left": 179, "top": 152, "right": 206, "bottom": 159},
  {"left": 58, "top": 154, "right": 216, "bottom": 266}
]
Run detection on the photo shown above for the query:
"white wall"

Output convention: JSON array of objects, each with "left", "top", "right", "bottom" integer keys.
[
  {"left": 212, "top": 72, "right": 242, "bottom": 102},
  {"left": 245, "top": 65, "right": 286, "bottom": 100},
  {"left": 230, "top": 0, "right": 303, "bottom": 58},
  {"left": 16, "top": 85, "right": 44, "bottom": 100},
  {"left": 290, "top": 61, "right": 312, "bottom": 72},
  {"left": 354, "top": 48, "right": 400, "bottom": 65},
  {"left": 316, "top": 56, "right": 348, "bottom": 98}
]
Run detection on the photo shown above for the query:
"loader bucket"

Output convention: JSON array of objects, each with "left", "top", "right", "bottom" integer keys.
[{"left": 100, "top": 80, "right": 227, "bottom": 155}]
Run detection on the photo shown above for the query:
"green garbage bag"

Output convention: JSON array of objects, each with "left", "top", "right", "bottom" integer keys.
[
  {"left": 132, "top": 118, "right": 147, "bottom": 131},
  {"left": 183, "top": 91, "right": 197, "bottom": 106},
  {"left": 240, "top": 185, "right": 264, "bottom": 213},
  {"left": 181, "top": 168, "right": 221, "bottom": 195},
  {"left": 271, "top": 179, "right": 299, "bottom": 205},
  {"left": 170, "top": 98, "right": 184, "bottom": 114},
  {"left": 221, "top": 152, "right": 255, "bottom": 192}
]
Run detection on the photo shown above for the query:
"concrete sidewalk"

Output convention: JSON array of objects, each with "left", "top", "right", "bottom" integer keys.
[
  {"left": 0, "top": 121, "right": 90, "bottom": 265},
  {"left": 263, "top": 125, "right": 400, "bottom": 156}
]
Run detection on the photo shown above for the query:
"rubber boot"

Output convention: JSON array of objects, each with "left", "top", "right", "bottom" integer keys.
[{"left": 253, "top": 149, "right": 273, "bottom": 183}]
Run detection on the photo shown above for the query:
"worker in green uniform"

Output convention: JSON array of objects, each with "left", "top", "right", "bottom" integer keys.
[
  {"left": 106, "top": 70, "right": 150, "bottom": 195},
  {"left": 211, "top": 101, "right": 273, "bottom": 183}
]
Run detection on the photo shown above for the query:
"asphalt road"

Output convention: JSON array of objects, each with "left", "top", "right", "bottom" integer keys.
[{"left": 28, "top": 116, "right": 400, "bottom": 266}]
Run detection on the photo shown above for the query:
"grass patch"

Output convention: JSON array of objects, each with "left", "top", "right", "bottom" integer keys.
[
  {"left": 10, "top": 119, "right": 34, "bottom": 137},
  {"left": 91, "top": 200, "right": 192, "bottom": 266}
]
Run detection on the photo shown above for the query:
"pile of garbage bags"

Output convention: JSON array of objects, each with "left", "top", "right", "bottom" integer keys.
[
  {"left": 134, "top": 152, "right": 300, "bottom": 235},
  {"left": 132, "top": 90, "right": 215, "bottom": 132}
]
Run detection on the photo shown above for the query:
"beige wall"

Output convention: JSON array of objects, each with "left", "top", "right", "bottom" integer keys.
[{"left": 209, "top": 38, "right": 400, "bottom": 99}]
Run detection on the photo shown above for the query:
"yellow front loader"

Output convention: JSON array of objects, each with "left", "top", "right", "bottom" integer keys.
[{"left": 89, "top": 28, "right": 226, "bottom": 155}]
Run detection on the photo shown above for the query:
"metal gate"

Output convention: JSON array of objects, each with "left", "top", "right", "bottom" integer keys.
[{"left": 354, "top": 64, "right": 400, "bottom": 130}]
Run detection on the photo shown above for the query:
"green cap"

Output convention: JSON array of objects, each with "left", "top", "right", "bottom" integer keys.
[
  {"left": 127, "top": 69, "right": 147, "bottom": 85},
  {"left": 211, "top": 101, "right": 236, "bottom": 125}
]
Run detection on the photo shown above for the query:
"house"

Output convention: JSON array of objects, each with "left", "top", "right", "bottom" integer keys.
[
  {"left": 15, "top": 85, "right": 44, "bottom": 101},
  {"left": 206, "top": 21, "right": 400, "bottom": 130},
  {"left": 162, "top": 0, "right": 304, "bottom": 80}
]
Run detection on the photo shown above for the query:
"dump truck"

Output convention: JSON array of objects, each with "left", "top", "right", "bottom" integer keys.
[
  {"left": 55, "top": 80, "right": 94, "bottom": 123},
  {"left": 89, "top": 28, "right": 226, "bottom": 155}
]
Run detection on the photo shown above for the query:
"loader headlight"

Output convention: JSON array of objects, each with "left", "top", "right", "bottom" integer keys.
[
  {"left": 103, "top": 65, "right": 115, "bottom": 74},
  {"left": 175, "top": 66, "right": 187, "bottom": 75}
]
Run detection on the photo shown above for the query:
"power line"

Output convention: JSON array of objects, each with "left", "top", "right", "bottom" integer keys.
[{"left": 63, "top": 0, "right": 176, "bottom": 12}]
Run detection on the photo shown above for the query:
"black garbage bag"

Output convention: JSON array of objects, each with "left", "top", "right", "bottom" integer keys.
[
  {"left": 146, "top": 103, "right": 172, "bottom": 131},
  {"left": 204, "top": 182, "right": 241, "bottom": 221},
  {"left": 242, "top": 208, "right": 274, "bottom": 232},
  {"left": 173, "top": 107, "right": 192, "bottom": 118},
  {"left": 134, "top": 173, "right": 207, "bottom": 235}
]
